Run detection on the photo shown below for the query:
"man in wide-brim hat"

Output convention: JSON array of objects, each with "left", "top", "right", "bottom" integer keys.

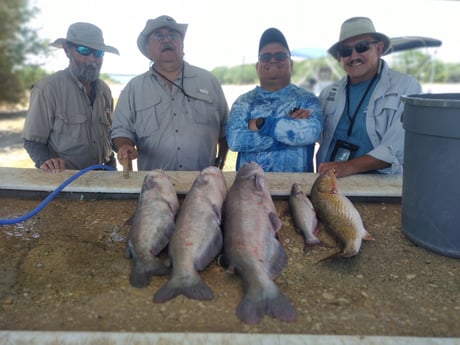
[
  {"left": 111, "top": 15, "right": 229, "bottom": 172},
  {"left": 22, "top": 22, "right": 119, "bottom": 173},
  {"left": 316, "top": 17, "right": 422, "bottom": 178}
]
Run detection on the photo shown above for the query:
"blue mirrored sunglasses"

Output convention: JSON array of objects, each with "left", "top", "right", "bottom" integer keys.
[
  {"left": 73, "top": 45, "right": 105, "bottom": 58},
  {"left": 258, "top": 52, "right": 290, "bottom": 62}
]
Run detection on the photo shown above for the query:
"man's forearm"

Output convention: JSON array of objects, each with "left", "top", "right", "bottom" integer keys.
[{"left": 23, "top": 139, "right": 51, "bottom": 168}]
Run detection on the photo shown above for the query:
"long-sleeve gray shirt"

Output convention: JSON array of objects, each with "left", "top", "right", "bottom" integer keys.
[{"left": 111, "top": 63, "right": 228, "bottom": 171}]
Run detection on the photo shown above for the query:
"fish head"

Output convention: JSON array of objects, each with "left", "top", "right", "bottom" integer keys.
[
  {"left": 238, "top": 162, "right": 268, "bottom": 192},
  {"left": 195, "top": 165, "right": 228, "bottom": 199},
  {"left": 141, "top": 170, "right": 178, "bottom": 206},
  {"left": 313, "top": 169, "right": 339, "bottom": 194},
  {"left": 290, "top": 183, "right": 304, "bottom": 196}
]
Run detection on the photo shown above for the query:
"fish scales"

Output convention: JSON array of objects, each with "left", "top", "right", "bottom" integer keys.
[
  {"left": 310, "top": 169, "right": 374, "bottom": 258},
  {"left": 222, "top": 162, "right": 297, "bottom": 324},
  {"left": 154, "top": 166, "right": 227, "bottom": 303},
  {"left": 126, "top": 170, "right": 180, "bottom": 288}
]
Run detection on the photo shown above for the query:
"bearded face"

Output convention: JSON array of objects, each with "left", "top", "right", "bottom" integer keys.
[{"left": 69, "top": 53, "right": 102, "bottom": 83}]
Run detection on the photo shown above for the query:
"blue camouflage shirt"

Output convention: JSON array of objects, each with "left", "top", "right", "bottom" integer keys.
[{"left": 226, "top": 84, "right": 323, "bottom": 172}]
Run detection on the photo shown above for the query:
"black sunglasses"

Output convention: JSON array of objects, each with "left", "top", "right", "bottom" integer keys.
[
  {"left": 258, "top": 52, "right": 290, "bottom": 63},
  {"left": 338, "top": 40, "right": 379, "bottom": 58},
  {"left": 73, "top": 45, "right": 105, "bottom": 58}
]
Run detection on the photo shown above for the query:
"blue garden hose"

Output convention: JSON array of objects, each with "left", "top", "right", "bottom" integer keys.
[{"left": 0, "top": 164, "right": 116, "bottom": 225}]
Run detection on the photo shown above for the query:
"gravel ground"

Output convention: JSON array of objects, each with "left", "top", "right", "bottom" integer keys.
[{"left": 0, "top": 197, "right": 459, "bottom": 336}]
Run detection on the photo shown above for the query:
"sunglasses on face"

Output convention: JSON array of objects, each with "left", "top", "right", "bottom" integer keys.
[
  {"left": 151, "top": 31, "right": 180, "bottom": 42},
  {"left": 258, "top": 52, "right": 290, "bottom": 63},
  {"left": 338, "top": 40, "right": 379, "bottom": 58},
  {"left": 73, "top": 45, "right": 105, "bottom": 58}
]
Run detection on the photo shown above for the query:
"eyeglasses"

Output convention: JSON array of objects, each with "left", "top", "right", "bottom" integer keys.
[
  {"left": 338, "top": 40, "right": 379, "bottom": 58},
  {"left": 258, "top": 52, "right": 290, "bottom": 63},
  {"left": 73, "top": 45, "right": 105, "bottom": 58},
  {"left": 151, "top": 31, "right": 180, "bottom": 42}
]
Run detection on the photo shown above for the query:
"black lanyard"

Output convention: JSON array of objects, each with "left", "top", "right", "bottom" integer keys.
[
  {"left": 152, "top": 64, "right": 200, "bottom": 102},
  {"left": 345, "top": 72, "right": 378, "bottom": 137}
]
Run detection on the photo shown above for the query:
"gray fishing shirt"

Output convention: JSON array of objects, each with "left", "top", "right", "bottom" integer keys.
[
  {"left": 111, "top": 63, "right": 228, "bottom": 171},
  {"left": 22, "top": 68, "right": 114, "bottom": 170}
]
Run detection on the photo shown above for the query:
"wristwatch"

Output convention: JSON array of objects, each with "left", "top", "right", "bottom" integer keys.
[{"left": 255, "top": 118, "right": 265, "bottom": 130}]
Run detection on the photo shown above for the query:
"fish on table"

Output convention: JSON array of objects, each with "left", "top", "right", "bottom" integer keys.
[
  {"left": 154, "top": 166, "right": 227, "bottom": 303},
  {"left": 310, "top": 169, "right": 374, "bottom": 260},
  {"left": 125, "top": 170, "right": 180, "bottom": 288},
  {"left": 289, "top": 183, "right": 325, "bottom": 253},
  {"left": 221, "top": 162, "right": 297, "bottom": 324}
]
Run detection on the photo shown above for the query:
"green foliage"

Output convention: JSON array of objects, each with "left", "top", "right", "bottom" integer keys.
[{"left": 0, "top": 0, "right": 49, "bottom": 105}]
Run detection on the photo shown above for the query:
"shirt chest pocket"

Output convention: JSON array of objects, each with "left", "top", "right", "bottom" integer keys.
[
  {"left": 373, "top": 93, "right": 401, "bottom": 130},
  {"left": 187, "top": 93, "right": 217, "bottom": 126},
  {"left": 134, "top": 97, "right": 162, "bottom": 138},
  {"left": 54, "top": 112, "right": 89, "bottom": 142}
]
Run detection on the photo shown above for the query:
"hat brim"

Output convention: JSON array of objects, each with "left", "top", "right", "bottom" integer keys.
[
  {"left": 137, "top": 22, "right": 188, "bottom": 58},
  {"left": 328, "top": 32, "right": 390, "bottom": 60},
  {"left": 50, "top": 38, "right": 120, "bottom": 55}
]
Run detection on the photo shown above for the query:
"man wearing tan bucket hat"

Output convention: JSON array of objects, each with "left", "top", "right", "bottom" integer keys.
[
  {"left": 22, "top": 22, "right": 119, "bottom": 172},
  {"left": 316, "top": 17, "right": 421, "bottom": 177},
  {"left": 111, "top": 15, "right": 229, "bottom": 171}
]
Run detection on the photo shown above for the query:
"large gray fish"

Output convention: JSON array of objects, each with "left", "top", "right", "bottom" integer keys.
[
  {"left": 221, "top": 162, "right": 297, "bottom": 324},
  {"left": 310, "top": 169, "right": 374, "bottom": 259},
  {"left": 289, "top": 183, "right": 324, "bottom": 253},
  {"left": 125, "top": 170, "right": 180, "bottom": 288},
  {"left": 154, "top": 166, "right": 227, "bottom": 303}
]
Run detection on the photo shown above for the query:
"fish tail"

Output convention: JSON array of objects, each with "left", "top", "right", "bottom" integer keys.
[
  {"left": 129, "top": 258, "right": 170, "bottom": 288},
  {"left": 236, "top": 282, "right": 297, "bottom": 324},
  {"left": 153, "top": 272, "right": 213, "bottom": 303}
]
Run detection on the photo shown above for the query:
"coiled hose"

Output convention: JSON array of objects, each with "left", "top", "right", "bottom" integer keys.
[{"left": 0, "top": 164, "right": 116, "bottom": 225}]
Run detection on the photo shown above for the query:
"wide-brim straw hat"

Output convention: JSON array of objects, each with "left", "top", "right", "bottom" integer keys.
[
  {"left": 328, "top": 17, "right": 390, "bottom": 60},
  {"left": 51, "top": 22, "right": 119, "bottom": 55},
  {"left": 137, "top": 15, "right": 188, "bottom": 58}
]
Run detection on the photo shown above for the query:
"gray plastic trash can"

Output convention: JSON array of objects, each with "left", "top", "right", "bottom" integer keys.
[{"left": 402, "top": 93, "right": 460, "bottom": 258}]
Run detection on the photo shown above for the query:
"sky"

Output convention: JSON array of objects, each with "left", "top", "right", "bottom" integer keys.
[{"left": 30, "top": 0, "right": 459, "bottom": 75}]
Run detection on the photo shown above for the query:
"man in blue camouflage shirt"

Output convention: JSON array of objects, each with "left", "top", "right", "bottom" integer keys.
[{"left": 226, "top": 28, "right": 323, "bottom": 172}]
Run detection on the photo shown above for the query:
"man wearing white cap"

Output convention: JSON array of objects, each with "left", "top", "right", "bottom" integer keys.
[
  {"left": 111, "top": 15, "right": 229, "bottom": 171},
  {"left": 316, "top": 17, "right": 422, "bottom": 177},
  {"left": 22, "top": 22, "right": 119, "bottom": 172}
]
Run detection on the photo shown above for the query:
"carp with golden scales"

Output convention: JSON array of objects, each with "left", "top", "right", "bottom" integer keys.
[{"left": 310, "top": 169, "right": 374, "bottom": 259}]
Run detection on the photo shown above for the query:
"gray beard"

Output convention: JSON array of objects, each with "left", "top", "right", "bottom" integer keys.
[{"left": 70, "top": 57, "right": 101, "bottom": 83}]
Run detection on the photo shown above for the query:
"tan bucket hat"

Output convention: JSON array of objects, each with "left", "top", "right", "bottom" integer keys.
[
  {"left": 51, "top": 22, "right": 119, "bottom": 55},
  {"left": 328, "top": 17, "right": 390, "bottom": 60},
  {"left": 137, "top": 15, "right": 188, "bottom": 58}
]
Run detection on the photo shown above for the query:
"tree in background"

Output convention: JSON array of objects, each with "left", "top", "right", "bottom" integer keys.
[{"left": 0, "top": 0, "right": 48, "bottom": 105}]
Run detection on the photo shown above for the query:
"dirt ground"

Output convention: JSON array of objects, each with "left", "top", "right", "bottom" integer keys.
[
  {"left": 0, "top": 110, "right": 459, "bottom": 337},
  {"left": 0, "top": 197, "right": 459, "bottom": 336}
]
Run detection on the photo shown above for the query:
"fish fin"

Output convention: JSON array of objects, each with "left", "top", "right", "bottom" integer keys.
[
  {"left": 315, "top": 250, "right": 344, "bottom": 263},
  {"left": 236, "top": 283, "right": 297, "bottom": 324},
  {"left": 236, "top": 295, "right": 265, "bottom": 324},
  {"left": 129, "top": 258, "right": 170, "bottom": 288},
  {"left": 123, "top": 213, "right": 135, "bottom": 226},
  {"left": 124, "top": 244, "right": 133, "bottom": 259},
  {"left": 153, "top": 272, "right": 213, "bottom": 303},
  {"left": 364, "top": 230, "right": 375, "bottom": 241},
  {"left": 211, "top": 203, "right": 222, "bottom": 224},
  {"left": 303, "top": 239, "right": 330, "bottom": 254},
  {"left": 268, "top": 212, "right": 282, "bottom": 233},
  {"left": 265, "top": 292, "right": 297, "bottom": 323}
]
